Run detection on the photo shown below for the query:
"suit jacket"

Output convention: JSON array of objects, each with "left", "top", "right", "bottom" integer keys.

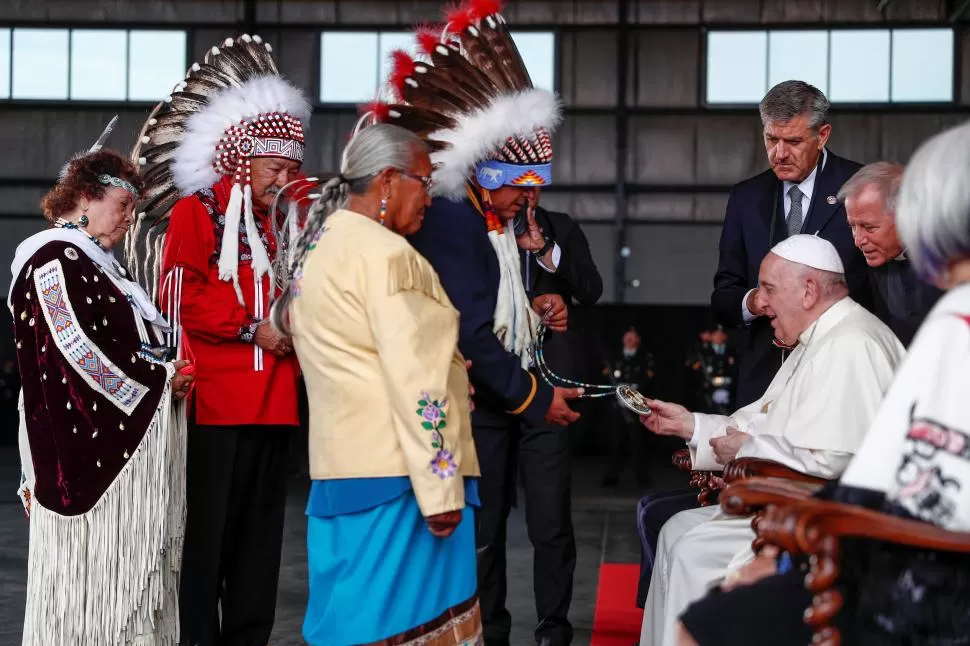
[
  {"left": 869, "top": 257, "right": 943, "bottom": 347},
  {"left": 408, "top": 196, "right": 553, "bottom": 429},
  {"left": 711, "top": 150, "right": 868, "bottom": 406},
  {"left": 521, "top": 206, "right": 603, "bottom": 375}
]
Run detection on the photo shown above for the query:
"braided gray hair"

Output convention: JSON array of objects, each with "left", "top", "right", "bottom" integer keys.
[{"left": 270, "top": 123, "right": 428, "bottom": 333}]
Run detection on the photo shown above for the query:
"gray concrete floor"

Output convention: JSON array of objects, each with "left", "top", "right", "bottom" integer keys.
[{"left": 0, "top": 446, "right": 687, "bottom": 646}]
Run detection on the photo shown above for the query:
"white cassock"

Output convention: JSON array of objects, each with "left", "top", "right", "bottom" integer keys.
[{"left": 640, "top": 297, "right": 905, "bottom": 646}]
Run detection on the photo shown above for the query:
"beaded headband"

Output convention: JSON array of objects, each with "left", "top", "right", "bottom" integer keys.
[
  {"left": 214, "top": 111, "right": 305, "bottom": 188},
  {"left": 98, "top": 173, "right": 138, "bottom": 197}
]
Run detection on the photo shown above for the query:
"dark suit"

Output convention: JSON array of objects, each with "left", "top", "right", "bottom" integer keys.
[
  {"left": 869, "top": 257, "right": 943, "bottom": 347},
  {"left": 408, "top": 194, "right": 558, "bottom": 646},
  {"left": 514, "top": 206, "right": 602, "bottom": 644},
  {"left": 711, "top": 150, "right": 869, "bottom": 406}
]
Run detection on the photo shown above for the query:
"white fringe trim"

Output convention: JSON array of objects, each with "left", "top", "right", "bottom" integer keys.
[
  {"left": 217, "top": 183, "right": 246, "bottom": 306},
  {"left": 22, "top": 375, "right": 187, "bottom": 646}
]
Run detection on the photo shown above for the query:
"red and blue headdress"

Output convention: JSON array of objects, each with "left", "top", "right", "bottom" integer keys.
[{"left": 355, "top": 0, "right": 561, "bottom": 199}]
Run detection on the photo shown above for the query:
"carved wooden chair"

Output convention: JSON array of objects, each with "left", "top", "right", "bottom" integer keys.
[
  {"left": 671, "top": 449, "right": 828, "bottom": 509},
  {"left": 719, "top": 478, "right": 970, "bottom": 646}
]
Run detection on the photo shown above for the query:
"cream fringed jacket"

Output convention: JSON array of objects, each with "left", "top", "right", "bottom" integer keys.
[{"left": 289, "top": 209, "right": 480, "bottom": 518}]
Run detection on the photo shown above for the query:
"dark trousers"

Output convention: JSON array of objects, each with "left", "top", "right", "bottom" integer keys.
[
  {"left": 635, "top": 489, "right": 700, "bottom": 607},
  {"left": 606, "top": 405, "right": 650, "bottom": 482},
  {"left": 475, "top": 420, "right": 577, "bottom": 646},
  {"left": 178, "top": 422, "right": 293, "bottom": 646}
]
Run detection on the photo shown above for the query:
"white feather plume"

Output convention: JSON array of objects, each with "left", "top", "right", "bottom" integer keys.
[
  {"left": 171, "top": 75, "right": 312, "bottom": 196},
  {"left": 428, "top": 88, "right": 562, "bottom": 199}
]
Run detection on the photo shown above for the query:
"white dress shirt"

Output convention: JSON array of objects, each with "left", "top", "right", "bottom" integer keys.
[{"left": 741, "top": 148, "right": 829, "bottom": 323}]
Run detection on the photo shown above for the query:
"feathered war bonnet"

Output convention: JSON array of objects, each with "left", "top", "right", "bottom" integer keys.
[
  {"left": 127, "top": 34, "right": 311, "bottom": 305},
  {"left": 356, "top": 0, "right": 562, "bottom": 205}
]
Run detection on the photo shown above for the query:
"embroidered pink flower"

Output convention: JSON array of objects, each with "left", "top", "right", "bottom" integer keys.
[{"left": 430, "top": 449, "right": 458, "bottom": 479}]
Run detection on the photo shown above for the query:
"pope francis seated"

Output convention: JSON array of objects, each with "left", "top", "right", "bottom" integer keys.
[{"left": 637, "top": 234, "right": 906, "bottom": 646}]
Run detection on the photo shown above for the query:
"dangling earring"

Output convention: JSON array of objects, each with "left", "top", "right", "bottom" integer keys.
[
  {"left": 79, "top": 206, "right": 89, "bottom": 228},
  {"left": 379, "top": 197, "right": 388, "bottom": 227}
]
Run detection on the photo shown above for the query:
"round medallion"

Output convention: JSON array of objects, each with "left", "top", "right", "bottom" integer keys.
[{"left": 64, "top": 247, "right": 79, "bottom": 261}]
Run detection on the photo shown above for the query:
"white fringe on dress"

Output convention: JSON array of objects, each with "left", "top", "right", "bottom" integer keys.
[{"left": 21, "top": 375, "right": 187, "bottom": 646}]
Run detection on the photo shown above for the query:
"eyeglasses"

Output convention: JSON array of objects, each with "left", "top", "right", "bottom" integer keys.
[{"left": 398, "top": 171, "right": 433, "bottom": 191}]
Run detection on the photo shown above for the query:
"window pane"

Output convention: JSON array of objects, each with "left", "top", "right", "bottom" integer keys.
[
  {"left": 0, "top": 29, "right": 9, "bottom": 99},
  {"left": 829, "top": 30, "right": 890, "bottom": 102},
  {"left": 511, "top": 31, "right": 555, "bottom": 92},
  {"left": 321, "top": 32, "right": 378, "bottom": 103},
  {"left": 706, "top": 31, "right": 767, "bottom": 104},
  {"left": 128, "top": 31, "right": 187, "bottom": 101},
  {"left": 12, "top": 29, "right": 69, "bottom": 99},
  {"left": 70, "top": 30, "right": 126, "bottom": 100},
  {"left": 891, "top": 29, "right": 953, "bottom": 102},
  {"left": 378, "top": 31, "right": 415, "bottom": 100},
  {"left": 768, "top": 30, "right": 828, "bottom": 95}
]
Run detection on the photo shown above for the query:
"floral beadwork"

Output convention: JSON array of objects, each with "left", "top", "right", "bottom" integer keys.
[
  {"left": 417, "top": 391, "right": 457, "bottom": 478},
  {"left": 431, "top": 449, "right": 458, "bottom": 479}
]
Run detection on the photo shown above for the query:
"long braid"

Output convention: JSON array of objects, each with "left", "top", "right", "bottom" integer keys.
[
  {"left": 270, "top": 176, "right": 348, "bottom": 334},
  {"left": 268, "top": 122, "right": 429, "bottom": 334}
]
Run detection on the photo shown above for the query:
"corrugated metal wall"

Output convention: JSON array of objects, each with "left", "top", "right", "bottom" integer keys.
[{"left": 1, "top": 0, "right": 967, "bottom": 301}]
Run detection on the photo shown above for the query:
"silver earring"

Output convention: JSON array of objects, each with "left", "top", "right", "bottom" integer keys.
[{"left": 79, "top": 213, "right": 89, "bottom": 227}]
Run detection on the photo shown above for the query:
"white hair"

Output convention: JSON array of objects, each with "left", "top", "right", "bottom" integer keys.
[
  {"left": 896, "top": 119, "right": 970, "bottom": 281},
  {"left": 837, "top": 161, "right": 904, "bottom": 214}
]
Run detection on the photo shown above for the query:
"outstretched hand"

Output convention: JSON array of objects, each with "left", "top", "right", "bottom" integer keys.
[{"left": 638, "top": 399, "right": 694, "bottom": 441}]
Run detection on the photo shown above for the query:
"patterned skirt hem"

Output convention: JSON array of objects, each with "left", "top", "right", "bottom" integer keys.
[{"left": 362, "top": 597, "right": 484, "bottom": 646}]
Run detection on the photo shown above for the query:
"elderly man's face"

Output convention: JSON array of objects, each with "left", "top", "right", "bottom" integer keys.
[
  {"left": 763, "top": 113, "right": 831, "bottom": 183},
  {"left": 846, "top": 184, "right": 903, "bottom": 267},
  {"left": 755, "top": 254, "right": 813, "bottom": 345}
]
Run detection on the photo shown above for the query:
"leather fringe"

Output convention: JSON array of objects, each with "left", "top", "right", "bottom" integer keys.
[{"left": 22, "top": 378, "right": 187, "bottom": 646}]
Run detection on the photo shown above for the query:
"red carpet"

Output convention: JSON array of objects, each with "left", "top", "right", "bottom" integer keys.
[{"left": 591, "top": 563, "right": 643, "bottom": 646}]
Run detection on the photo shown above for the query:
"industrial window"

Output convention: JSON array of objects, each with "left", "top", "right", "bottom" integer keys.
[
  {"left": 705, "top": 28, "right": 954, "bottom": 104},
  {"left": 319, "top": 30, "right": 556, "bottom": 103},
  {"left": 2, "top": 27, "right": 187, "bottom": 101}
]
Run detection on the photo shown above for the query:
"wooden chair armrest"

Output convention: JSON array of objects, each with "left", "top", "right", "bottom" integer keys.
[
  {"left": 723, "top": 457, "right": 832, "bottom": 486},
  {"left": 759, "top": 498, "right": 970, "bottom": 555},
  {"left": 754, "top": 497, "right": 970, "bottom": 646},
  {"left": 672, "top": 448, "right": 691, "bottom": 472}
]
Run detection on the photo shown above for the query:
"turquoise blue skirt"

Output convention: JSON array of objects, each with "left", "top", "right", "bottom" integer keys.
[{"left": 303, "top": 480, "right": 480, "bottom": 645}]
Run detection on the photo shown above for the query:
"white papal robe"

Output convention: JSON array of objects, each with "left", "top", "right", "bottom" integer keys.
[{"left": 640, "top": 297, "right": 906, "bottom": 646}]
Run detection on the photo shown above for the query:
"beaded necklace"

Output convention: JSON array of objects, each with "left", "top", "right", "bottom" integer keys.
[{"left": 532, "top": 322, "right": 619, "bottom": 399}]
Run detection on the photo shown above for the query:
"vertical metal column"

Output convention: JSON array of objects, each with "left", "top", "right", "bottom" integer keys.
[{"left": 613, "top": 0, "right": 631, "bottom": 302}]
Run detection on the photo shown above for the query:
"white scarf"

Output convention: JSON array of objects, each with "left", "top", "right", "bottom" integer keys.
[
  {"left": 8, "top": 227, "right": 170, "bottom": 331},
  {"left": 488, "top": 228, "right": 537, "bottom": 369}
]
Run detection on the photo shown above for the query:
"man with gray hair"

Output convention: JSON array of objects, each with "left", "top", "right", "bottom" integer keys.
[
  {"left": 840, "top": 161, "right": 942, "bottom": 346},
  {"left": 712, "top": 80, "right": 870, "bottom": 408}
]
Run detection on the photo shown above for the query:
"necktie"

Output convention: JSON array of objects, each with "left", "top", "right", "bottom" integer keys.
[{"left": 787, "top": 185, "right": 804, "bottom": 237}]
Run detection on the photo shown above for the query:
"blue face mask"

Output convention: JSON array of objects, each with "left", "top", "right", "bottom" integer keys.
[
  {"left": 623, "top": 348, "right": 637, "bottom": 359},
  {"left": 711, "top": 343, "right": 725, "bottom": 355}
]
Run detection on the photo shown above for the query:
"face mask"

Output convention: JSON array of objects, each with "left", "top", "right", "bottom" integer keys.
[
  {"left": 711, "top": 343, "right": 725, "bottom": 354},
  {"left": 623, "top": 348, "right": 637, "bottom": 359}
]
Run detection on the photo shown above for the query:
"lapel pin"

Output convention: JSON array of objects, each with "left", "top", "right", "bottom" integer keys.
[{"left": 826, "top": 195, "right": 837, "bottom": 204}]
